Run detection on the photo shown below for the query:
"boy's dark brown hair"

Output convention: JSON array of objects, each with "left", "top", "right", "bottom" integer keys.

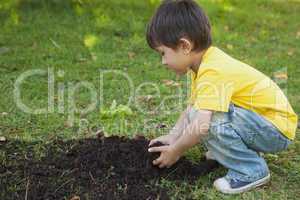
[{"left": 146, "top": 0, "right": 212, "bottom": 52}]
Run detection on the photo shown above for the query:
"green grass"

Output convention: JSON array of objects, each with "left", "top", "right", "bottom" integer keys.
[{"left": 0, "top": 0, "right": 300, "bottom": 199}]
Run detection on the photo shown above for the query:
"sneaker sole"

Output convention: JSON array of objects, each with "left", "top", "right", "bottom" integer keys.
[{"left": 215, "top": 174, "right": 271, "bottom": 194}]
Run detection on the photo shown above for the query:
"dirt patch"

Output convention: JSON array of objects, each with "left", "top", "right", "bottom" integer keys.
[{"left": 0, "top": 135, "right": 219, "bottom": 200}]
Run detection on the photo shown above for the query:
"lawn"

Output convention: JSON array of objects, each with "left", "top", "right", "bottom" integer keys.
[{"left": 0, "top": 0, "right": 299, "bottom": 199}]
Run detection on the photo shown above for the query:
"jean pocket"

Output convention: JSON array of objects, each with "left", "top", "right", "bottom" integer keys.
[
  {"left": 251, "top": 126, "right": 291, "bottom": 153},
  {"left": 275, "top": 131, "right": 292, "bottom": 151}
]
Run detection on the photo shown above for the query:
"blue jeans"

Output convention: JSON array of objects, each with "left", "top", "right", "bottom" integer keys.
[{"left": 188, "top": 104, "right": 292, "bottom": 182}]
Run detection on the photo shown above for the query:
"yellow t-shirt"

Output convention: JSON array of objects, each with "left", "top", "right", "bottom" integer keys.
[{"left": 190, "top": 46, "right": 298, "bottom": 140}]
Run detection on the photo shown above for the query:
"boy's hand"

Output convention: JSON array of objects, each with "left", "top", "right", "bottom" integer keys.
[
  {"left": 148, "top": 133, "right": 179, "bottom": 147},
  {"left": 148, "top": 145, "right": 181, "bottom": 168}
]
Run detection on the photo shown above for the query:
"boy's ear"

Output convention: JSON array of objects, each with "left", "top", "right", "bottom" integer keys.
[{"left": 178, "top": 38, "right": 193, "bottom": 54}]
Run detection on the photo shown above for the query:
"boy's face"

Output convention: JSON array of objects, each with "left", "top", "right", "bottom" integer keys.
[{"left": 155, "top": 45, "right": 191, "bottom": 75}]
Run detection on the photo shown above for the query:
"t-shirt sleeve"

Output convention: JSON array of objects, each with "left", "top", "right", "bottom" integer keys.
[{"left": 192, "top": 69, "right": 234, "bottom": 112}]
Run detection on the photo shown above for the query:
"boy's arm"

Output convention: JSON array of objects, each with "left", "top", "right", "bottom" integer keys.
[
  {"left": 168, "top": 105, "right": 192, "bottom": 138},
  {"left": 149, "top": 105, "right": 192, "bottom": 146},
  {"left": 149, "top": 109, "right": 212, "bottom": 168},
  {"left": 172, "top": 109, "right": 212, "bottom": 155}
]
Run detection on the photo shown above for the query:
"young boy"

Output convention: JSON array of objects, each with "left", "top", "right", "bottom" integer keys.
[{"left": 146, "top": 0, "right": 298, "bottom": 194}]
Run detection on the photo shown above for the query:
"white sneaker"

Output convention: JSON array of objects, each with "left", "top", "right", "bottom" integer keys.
[
  {"left": 205, "top": 151, "right": 215, "bottom": 160},
  {"left": 213, "top": 174, "right": 270, "bottom": 194}
]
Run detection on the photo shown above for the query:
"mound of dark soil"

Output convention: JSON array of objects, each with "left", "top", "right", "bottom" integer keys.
[{"left": 0, "top": 135, "right": 219, "bottom": 200}]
